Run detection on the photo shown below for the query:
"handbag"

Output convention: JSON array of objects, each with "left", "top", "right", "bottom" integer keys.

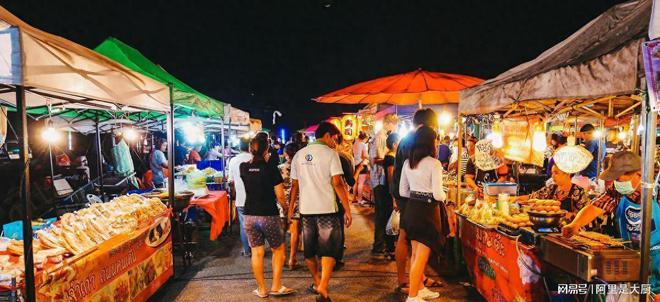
[{"left": 386, "top": 210, "right": 400, "bottom": 236}]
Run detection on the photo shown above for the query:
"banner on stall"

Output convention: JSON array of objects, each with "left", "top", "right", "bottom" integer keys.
[
  {"left": 460, "top": 217, "right": 545, "bottom": 302},
  {"left": 501, "top": 118, "right": 544, "bottom": 167},
  {"left": 642, "top": 40, "right": 660, "bottom": 112},
  {"left": 37, "top": 214, "right": 173, "bottom": 302}
]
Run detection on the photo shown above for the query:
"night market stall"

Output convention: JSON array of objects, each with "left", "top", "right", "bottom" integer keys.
[
  {"left": 0, "top": 5, "right": 183, "bottom": 302},
  {"left": 456, "top": 0, "right": 655, "bottom": 301}
]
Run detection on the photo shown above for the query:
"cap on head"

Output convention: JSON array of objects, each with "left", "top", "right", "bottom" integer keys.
[{"left": 599, "top": 151, "right": 641, "bottom": 181}]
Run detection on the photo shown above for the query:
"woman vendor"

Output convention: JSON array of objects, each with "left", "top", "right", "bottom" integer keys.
[
  {"left": 561, "top": 151, "right": 660, "bottom": 291},
  {"left": 517, "top": 164, "right": 587, "bottom": 218}
]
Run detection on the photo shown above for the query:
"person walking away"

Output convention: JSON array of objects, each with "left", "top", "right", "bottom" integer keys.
[
  {"left": 370, "top": 114, "right": 399, "bottom": 256},
  {"left": 578, "top": 124, "right": 606, "bottom": 179},
  {"left": 334, "top": 135, "right": 356, "bottom": 270},
  {"left": 228, "top": 138, "right": 253, "bottom": 257},
  {"left": 279, "top": 143, "right": 302, "bottom": 270},
  {"left": 399, "top": 126, "right": 446, "bottom": 302},
  {"left": 392, "top": 109, "right": 442, "bottom": 294},
  {"left": 372, "top": 133, "right": 400, "bottom": 258},
  {"left": 240, "top": 137, "right": 296, "bottom": 298},
  {"left": 255, "top": 132, "right": 281, "bottom": 171},
  {"left": 187, "top": 145, "right": 202, "bottom": 164},
  {"left": 352, "top": 131, "right": 370, "bottom": 204},
  {"left": 289, "top": 122, "right": 352, "bottom": 302},
  {"left": 437, "top": 136, "right": 452, "bottom": 171},
  {"left": 150, "top": 140, "right": 168, "bottom": 188}
]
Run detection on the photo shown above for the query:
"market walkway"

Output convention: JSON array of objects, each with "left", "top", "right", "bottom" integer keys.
[{"left": 150, "top": 205, "right": 480, "bottom": 302}]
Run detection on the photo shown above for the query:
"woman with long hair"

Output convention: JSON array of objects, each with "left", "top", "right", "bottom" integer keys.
[
  {"left": 240, "top": 137, "right": 296, "bottom": 298},
  {"left": 399, "top": 126, "right": 446, "bottom": 302},
  {"left": 279, "top": 142, "right": 302, "bottom": 269}
]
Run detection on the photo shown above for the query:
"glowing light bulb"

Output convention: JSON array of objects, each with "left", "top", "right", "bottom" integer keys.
[
  {"left": 593, "top": 129, "right": 603, "bottom": 139},
  {"left": 487, "top": 132, "right": 504, "bottom": 148},
  {"left": 438, "top": 111, "right": 452, "bottom": 126},
  {"left": 374, "top": 121, "right": 383, "bottom": 133},
  {"left": 532, "top": 126, "right": 547, "bottom": 152},
  {"left": 617, "top": 131, "right": 627, "bottom": 140},
  {"left": 124, "top": 128, "right": 138, "bottom": 141},
  {"left": 42, "top": 127, "right": 60, "bottom": 144}
]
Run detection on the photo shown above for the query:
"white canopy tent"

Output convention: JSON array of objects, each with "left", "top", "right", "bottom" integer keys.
[
  {"left": 0, "top": 5, "right": 170, "bottom": 111},
  {"left": 0, "top": 6, "right": 173, "bottom": 302}
]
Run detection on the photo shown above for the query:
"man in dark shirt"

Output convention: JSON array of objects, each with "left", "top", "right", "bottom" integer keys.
[
  {"left": 391, "top": 108, "right": 440, "bottom": 292},
  {"left": 437, "top": 136, "right": 452, "bottom": 170}
]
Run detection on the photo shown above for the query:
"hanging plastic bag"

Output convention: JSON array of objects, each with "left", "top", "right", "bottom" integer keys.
[{"left": 386, "top": 210, "right": 400, "bottom": 236}]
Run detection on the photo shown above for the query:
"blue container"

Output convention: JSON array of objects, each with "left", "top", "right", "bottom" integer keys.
[
  {"left": 3, "top": 218, "right": 57, "bottom": 240},
  {"left": 196, "top": 160, "right": 224, "bottom": 172}
]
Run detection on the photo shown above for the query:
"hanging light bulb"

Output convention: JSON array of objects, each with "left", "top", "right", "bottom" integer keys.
[
  {"left": 124, "top": 128, "right": 138, "bottom": 141},
  {"left": 532, "top": 124, "right": 547, "bottom": 152},
  {"left": 617, "top": 130, "right": 627, "bottom": 140},
  {"left": 488, "top": 120, "right": 504, "bottom": 148},
  {"left": 438, "top": 111, "right": 452, "bottom": 126},
  {"left": 592, "top": 129, "right": 603, "bottom": 139},
  {"left": 42, "top": 127, "right": 60, "bottom": 144}
]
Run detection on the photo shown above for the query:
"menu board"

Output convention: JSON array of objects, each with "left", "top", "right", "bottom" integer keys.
[
  {"left": 474, "top": 139, "right": 502, "bottom": 171},
  {"left": 501, "top": 119, "right": 545, "bottom": 167},
  {"left": 642, "top": 40, "right": 660, "bottom": 112}
]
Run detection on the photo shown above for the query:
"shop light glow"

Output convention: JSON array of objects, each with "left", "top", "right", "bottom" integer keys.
[
  {"left": 374, "top": 121, "right": 383, "bottom": 133},
  {"left": 438, "top": 111, "right": 452, "bottom": 126},
  {"left": 532, "top": 126, "right": 547, "bottom": 152},
  {"left": 592, "top": 129, "right": 603, "bottom": 139},
  {"left": 181, "top": 122, "right": 205, "bottom": 144},
  {"left": 123, "top": 128, "right": 138, "bottom": 141},
  {"left": 487, "top": 121, "right": 504, "bottom": 148},
  {"left": 42, "top": 127, "right": 60, "bottom": 144},
  {"left": 617, "top": 130, "right": 627, "bottom": 140},
  {"left": 280, "top": 128, "right": 286, "bottom": 143}
]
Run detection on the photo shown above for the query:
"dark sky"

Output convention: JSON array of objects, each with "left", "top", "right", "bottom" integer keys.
[{"left": 4, "top": 0, "right": 622, "bottom": 130}]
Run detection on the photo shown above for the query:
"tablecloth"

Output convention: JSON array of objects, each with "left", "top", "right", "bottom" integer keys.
[{"left": 190, "top": 191, "right": 229, "bottom": 240}]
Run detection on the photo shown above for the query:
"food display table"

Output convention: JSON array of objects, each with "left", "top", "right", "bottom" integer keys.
[
  {"left": 458, "top": 214, "right": 545, "bottom": 302},
  {"left": 190, "top": 191, "right": 229, "bottom": 241}
]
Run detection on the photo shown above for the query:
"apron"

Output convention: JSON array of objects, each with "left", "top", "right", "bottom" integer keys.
[{"left": 615, "top": 195, "right": 660, "bottom": 291}]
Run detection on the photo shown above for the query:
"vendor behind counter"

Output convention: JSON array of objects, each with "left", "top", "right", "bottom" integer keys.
[{"left": 562, "top": 151, "right": 660, "bottom": 291}]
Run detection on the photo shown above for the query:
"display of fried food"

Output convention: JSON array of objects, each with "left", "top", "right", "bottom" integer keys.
[
  {"left": 572, "top": 231, "right": 624, "bottom": 247},
  {"left": 32, "top": 195, "right": 167, "bottom": 256},
  {"left": 499, "top": 213, "right": 533, "bottom": 229},
  {"left": 526, "top": 199, "right": 563, "bottom": 215}
]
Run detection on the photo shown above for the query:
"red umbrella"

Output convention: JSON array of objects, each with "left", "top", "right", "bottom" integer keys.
[{"left": 314, "top": 69, "right": 483, "bottom": 105}]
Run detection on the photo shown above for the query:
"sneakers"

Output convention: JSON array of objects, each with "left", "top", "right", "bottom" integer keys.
[
  {"left": 405, "top": 297, "right": 426, "bottom": 302},
  {"left": 418, "top": 287, "right": 440, "bottom": 300}
]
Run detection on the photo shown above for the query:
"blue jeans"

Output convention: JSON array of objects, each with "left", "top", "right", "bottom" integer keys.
[{"left": 236, "top": 207, "right": 251, "bottom": 254}]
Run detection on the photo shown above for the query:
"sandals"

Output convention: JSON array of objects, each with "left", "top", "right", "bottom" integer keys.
[
  {"left": 395, "top": 283, "right": 409, "bottom": 294},
  {"left": 252, "top": 289, "right": 268, "bottom": 298},
  {"left": 423, "top": 277, "right": 443, "bottom": 287},
  {"left": 269, "top": 286, "right": 297, "bottom": 296},
  {"left": 307, "top": 284, "right": 319, "bottom": 294}
]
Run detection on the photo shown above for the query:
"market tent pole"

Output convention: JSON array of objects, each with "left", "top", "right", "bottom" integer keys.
[
  {"left": 96, "top": 117, "right": 104, "bottom": 197},
  {"left": 639, "top": 94, "right": 656, "bottom": 301},
  {"left": 456, "top": 114, "right": 463, "bottom": 206},
  {"left": 48, "top": 143, "right": 54, "bottom": 181},
  {"left": 167, "top": 84, "right": 175, "bottom": 207},
  {"left": 632, "top": 114, "right": 641, "bottom": 153},
  {"left": 17, "top": 85, "right": 36, "bottom": 302}
]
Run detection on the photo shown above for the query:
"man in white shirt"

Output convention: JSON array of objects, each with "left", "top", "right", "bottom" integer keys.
[
  {"left": 289, "top": 122, "right": 352, "bottom": 302},
  {"left": 228, "top": 138, "right": 253, "bottom": 256}
]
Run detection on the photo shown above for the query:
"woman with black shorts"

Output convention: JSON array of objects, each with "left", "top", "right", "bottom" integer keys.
[
  {"left": 398, "top": 126, "right": 446, "bottom": 302},
  {"left": 241, "top": 137, "right": 296, "bottom": 298}
]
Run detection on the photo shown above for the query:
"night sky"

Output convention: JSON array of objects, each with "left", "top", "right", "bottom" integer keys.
[{"left": 3, "top": 0, "right": 622, "bottom": 130}]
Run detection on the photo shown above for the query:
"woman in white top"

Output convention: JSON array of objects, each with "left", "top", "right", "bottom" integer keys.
[{"left": 399, "top": 126, "right": 446, "bottom": 302}]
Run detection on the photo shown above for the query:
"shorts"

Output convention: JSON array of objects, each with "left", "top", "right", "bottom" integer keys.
[
  {"left": 243, "top": 215, "right": 284, "bottom": 248},
  {"left": 302, "top": 214, "right": 343, "bottom": 259}
]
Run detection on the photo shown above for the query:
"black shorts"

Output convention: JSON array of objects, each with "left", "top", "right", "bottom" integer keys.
[{"left": 301, "top": 214, "right": 343, "bottom": 259}]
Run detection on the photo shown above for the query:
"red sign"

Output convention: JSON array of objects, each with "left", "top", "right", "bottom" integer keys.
[{"left": 459, "top": 217, "right": 544, "bottom": 302}]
